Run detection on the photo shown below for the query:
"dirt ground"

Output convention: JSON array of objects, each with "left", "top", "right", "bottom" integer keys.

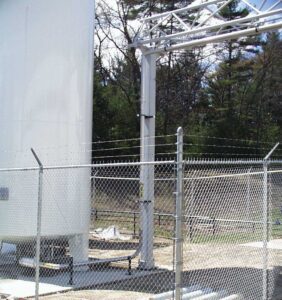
[
  {"left": 41, "top": 272, "right": 282, "bottom": 300},
  {"left": 40, "top": 242, "right": 282, "bottom": 300}
]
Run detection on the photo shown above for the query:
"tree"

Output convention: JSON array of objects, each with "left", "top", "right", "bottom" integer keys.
[
  {"left": 93, "top": 0, "right": 282, "bottom": 159},
  {"left": 94, "top": 0, "right": 204, "bottom": 139}
]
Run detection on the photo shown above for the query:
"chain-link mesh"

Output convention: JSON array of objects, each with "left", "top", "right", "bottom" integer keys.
[
  {"left": 86, "top": 162, "right": 175, "bottom": 296},
  {"left": 0, "top": 168, "right": 39, "bottom": 298},
  {"left": 0, "top": 159, "right": 281, "bottom": 299},
  {"left": 181, "top": 160, "right": 281, "bottom": 300},
  {"left": 0, "top": 162, "right": 176, "bottom": 299},
  {"left": 268, "top": 162, "right": 282, "bottom": 299}
]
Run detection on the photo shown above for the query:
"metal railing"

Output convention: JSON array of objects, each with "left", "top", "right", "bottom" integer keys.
[{"left": 91, "top": 209, "right": 281, "bottom": 240}]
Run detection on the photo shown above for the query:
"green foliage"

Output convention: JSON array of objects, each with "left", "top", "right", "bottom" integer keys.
[{"left": 93, "top": 0, "right": 282, "bottom": 159}]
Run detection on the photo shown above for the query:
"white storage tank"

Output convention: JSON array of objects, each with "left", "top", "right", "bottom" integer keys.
[{"left": 0, "top": 0, "right": 95, "bottom": 262}]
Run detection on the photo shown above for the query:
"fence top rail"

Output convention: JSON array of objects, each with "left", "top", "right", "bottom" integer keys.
[
  {"left": 2, "top": 159, "right": 282, "bottom": 172},
  {"left": 0, "top": 166, "right": 40, "bottom": 172},
  {"left": 184, "top": 159, "right": 265, "bottom": 165},
  {"left": 44, "top": 160, "right": 175, "bottom": 170},
  {"left": 0, "top": 160, "right": 175, "bottom": 172},
  {"left": 184, "top": 169, "right": 282, "bottom": 180},
  {"left": 184, "top": 159, "right": 282, "bottom": 165}
]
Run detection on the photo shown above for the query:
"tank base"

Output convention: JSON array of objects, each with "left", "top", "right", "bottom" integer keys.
[{"left": 69, "top": 234, "right": 89, "bottom": 270}]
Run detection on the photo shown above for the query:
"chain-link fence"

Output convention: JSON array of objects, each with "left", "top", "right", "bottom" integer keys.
[
  {"left": 181, "top": 160, "right": 280, "bottom": 300},
  {"left": 0, "top": 161, "right": 177, "bottom": 299},
  {"left": 0, "top": 136, "right": 281, "bottom": 299}
]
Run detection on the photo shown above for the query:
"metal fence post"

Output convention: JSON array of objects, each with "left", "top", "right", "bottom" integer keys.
[
  {"left": 246, "top": 167, "right": 251, "bottom": 222},
  {"left": 262, "top": 160, "right": 268, "bottom": 300},
  {"left": 175, "top": 127, "right": 184, "bottom": 300},
  {"left": 262, "top": 142, "right": 279, "bottom": 300},
  {"left": 133, "top": 212, "right": 136, "bottom": 237},
  {"left": 31, "top": 148, "right": 44, "bottom": 300}
]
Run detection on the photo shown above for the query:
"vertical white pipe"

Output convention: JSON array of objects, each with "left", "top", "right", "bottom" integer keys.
[
  {"left": 262, "top": 160, "right": 268, "bottom": 300},
  {"left": 139, "top": 53, "right": 157, "bottom": 269},
  {"left": 175, "top": 127, "right": 184, "bottom": 300}
]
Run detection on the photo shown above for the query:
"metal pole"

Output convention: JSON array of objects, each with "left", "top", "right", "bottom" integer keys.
[
  {"left": 262, "top": 160, "right": 268, "bottom": 300},
  {"left": 139, "top": 52, "right": 157, "bottom": 269},
  {"left": 246, "top": 167, "right": 251, "bottom": 222},
  {"left": 31, "top": 148, "right": 44, "bottom": 300},
  {"left": 133, "top": 212, "right": 136, "bottom": 238},
  {"left": 175, "top": 127, "right": 184, "bottom": 300},
  {"left": 191, "top": 175, "right": 195, "bottom": 216},
  {"left": 262, "top": 142, "right": 279, "bottom": 300}
]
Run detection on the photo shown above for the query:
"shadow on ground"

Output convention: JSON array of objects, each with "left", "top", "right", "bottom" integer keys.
[
  {"left": 1, "top": 260, "right": 281, "bottom": 299},
  {"left": 81, "top": 266, "right": 280, "bottom": 300},
  {"left": 272, "top": 266, "right": 282, "bottom": 300}
]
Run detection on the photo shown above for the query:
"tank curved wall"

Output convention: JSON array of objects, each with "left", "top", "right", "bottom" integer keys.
[{"left": 0, "top": 0, "right": 95, "bottom": 245}]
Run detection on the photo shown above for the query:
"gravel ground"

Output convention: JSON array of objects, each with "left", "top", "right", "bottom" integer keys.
[
  {"left": 40, "top": 244, "right": 282, "bottom": 300},
  {"left": 40, "top": 242, "right": 282, "bottom": 300}
]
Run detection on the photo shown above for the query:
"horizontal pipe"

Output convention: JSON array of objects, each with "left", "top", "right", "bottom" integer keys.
[
  {"left": 74, "top": 232, "right": 143, "bottom": 268},
  {"left": 149, "top": 286, "right": 202, "bottom": 300}
]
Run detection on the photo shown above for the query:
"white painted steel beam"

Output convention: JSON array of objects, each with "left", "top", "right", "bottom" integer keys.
[
  {"left": 139, "top": 53, "right": 157, "bottom": 269},
  {"left": 135, "top": 0, "right": 282, "bottom": 55},
  {"left": 143, "top": 21, "right": 282, "bottom": 55},
  {"left": 136, "top": 0, "right": 282, "bottom": 272},
  {"left": 140, "top": 0, "right": 230, "bottom": 22},
  {"left": 135, "top": 9, "right": 282, "bottom": 47}
]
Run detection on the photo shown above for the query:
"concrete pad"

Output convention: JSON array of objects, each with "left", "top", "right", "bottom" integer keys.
[
  {"left": 0, "top": 267, "right": 161, "bottom": 298},
  {"left": 0, "top": 279, "right": 70, "bottom": 298},
  {"left": 240, "top": 239, "right": 282, "bottom": 250}
]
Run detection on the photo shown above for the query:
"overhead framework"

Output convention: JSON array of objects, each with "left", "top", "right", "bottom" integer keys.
[
  {"left": 133, "top": 0, "right": 282, "bottom": 54},
  {"left": 134, "top": 0, "right": 282, "bottom": 270}
]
